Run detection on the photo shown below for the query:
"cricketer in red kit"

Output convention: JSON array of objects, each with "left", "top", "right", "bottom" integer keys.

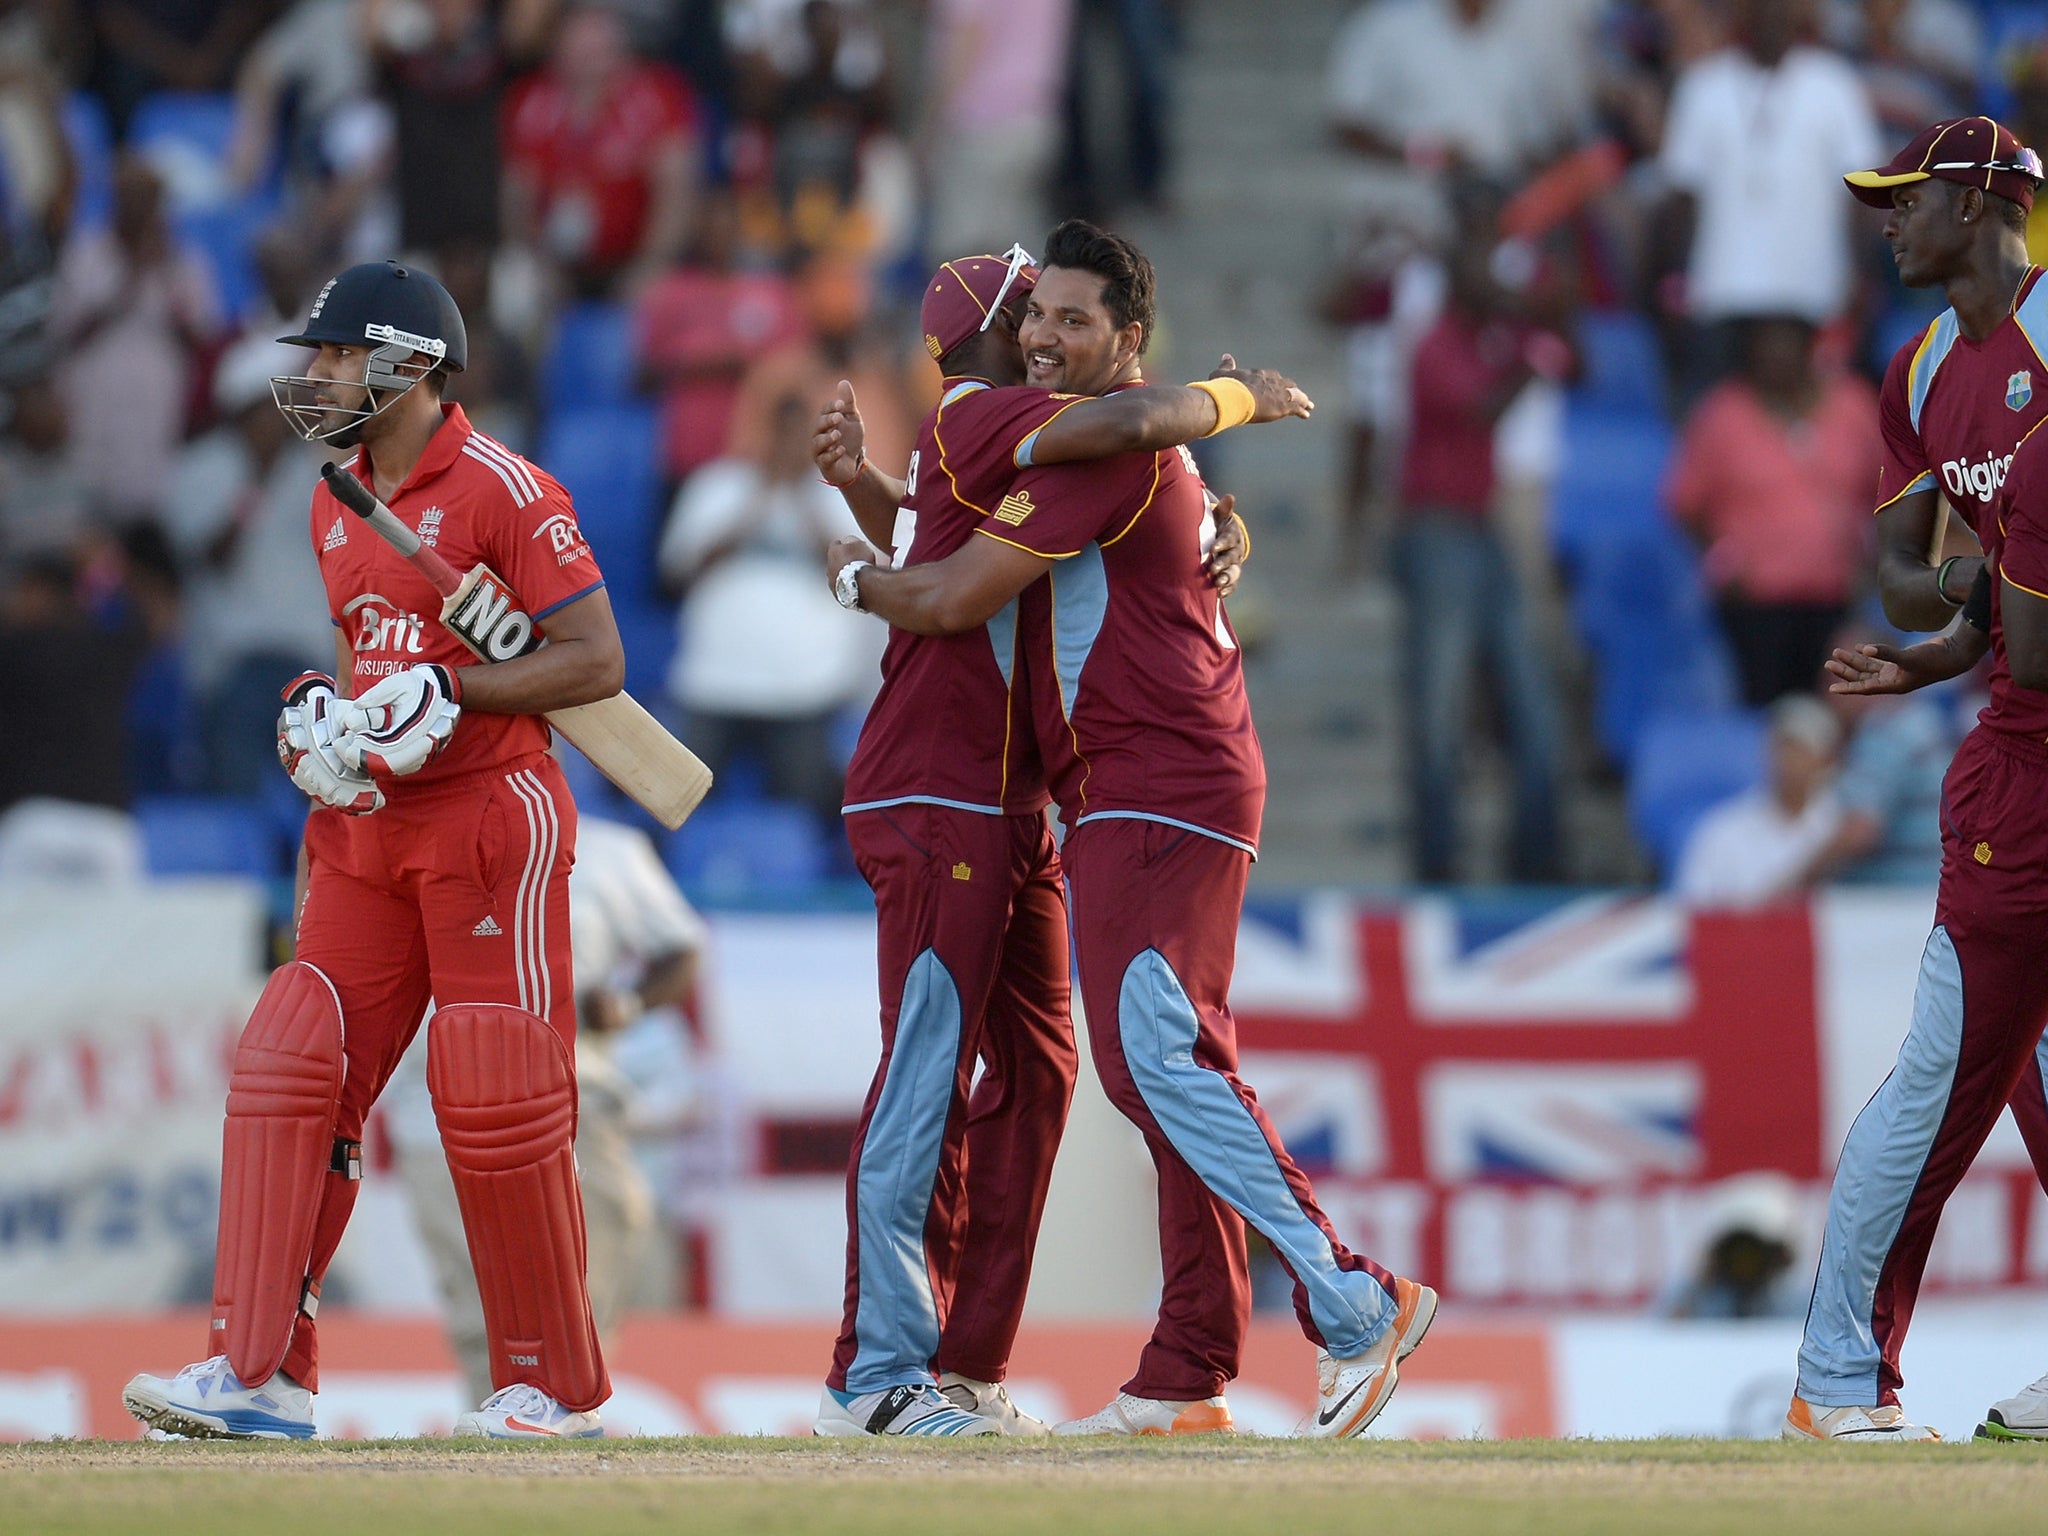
[
  {"left": 1791, "top": 119, "right": 2048, "bottom": 1442},
  {"left": 124, "top": 262, "right": 619, "bottom": 1442},
  {"left": 811, "top": 248, "right": 1289, "bottom": 1437},
  {"left": 826, "top": 221, "right": 1432, "bottom": 1441}
]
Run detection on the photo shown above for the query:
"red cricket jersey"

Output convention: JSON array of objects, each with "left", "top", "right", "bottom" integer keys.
[
  {"left": 1981, "top": 422, "right": 2048, "bottom": 742},
  {"left": 842, "top": 379, "right": 1078, "bottom": 816},
  {"left": 983, "top": 395, "right": 1266, "bottom": 853},
  {"left": 503, "top": 63, "right": 697, "bottom": 270},
  {"left": 313, "top": 403, "right": 606, "bottom": 790},
  {"left": 1875, "top": 266, "right": 2048, "bottom": 537}
]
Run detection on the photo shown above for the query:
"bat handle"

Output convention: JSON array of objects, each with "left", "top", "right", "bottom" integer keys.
[{"left": 321, "top": 460, "right": 460, "bottom": 596}]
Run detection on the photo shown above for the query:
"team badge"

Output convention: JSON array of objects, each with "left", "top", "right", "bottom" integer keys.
[{"left": 2009, "top": 370, "right": 2034, "bottom": 411}]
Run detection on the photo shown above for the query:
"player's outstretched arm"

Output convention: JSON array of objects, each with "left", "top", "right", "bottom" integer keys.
[
  {"left": 1876, "top": 488, "right": 1984, "bottom": 632},
  {"left": 1023, "top": 356, "right": 1313, "bottom": 466},
  {"left": 826, "top": 531, "right": 1051, "bottom": 636},
  {"left": 814, "top": 379, "right": 905, "bottom": 547}
]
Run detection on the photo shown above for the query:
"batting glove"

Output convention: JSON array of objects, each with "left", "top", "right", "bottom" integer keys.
[
  {"left": 332, "top": 663, "right": 462, "bottom": 777},
  {"left": 277, "top": 672, "right": 384, "bottom": 815}
]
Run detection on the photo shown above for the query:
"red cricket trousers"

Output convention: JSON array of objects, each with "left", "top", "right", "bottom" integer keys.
[
  {"left": 274, "top": 752, "right": 596, "bottom": 1401},
  {"left": 830, "top": 804, "right": 1076, "bottom": 1394},
  {"left": 1064, "top": 817, "right": 1400, "bottom": 1401}
]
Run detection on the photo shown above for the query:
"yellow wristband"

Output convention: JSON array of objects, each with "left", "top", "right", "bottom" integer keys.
[{"left": 1189, "top": 376, "right": 1257, "bottom": 435}]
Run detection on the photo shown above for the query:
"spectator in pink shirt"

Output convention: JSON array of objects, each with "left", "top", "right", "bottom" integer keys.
[
  {"left": 633, "top": 191, "right": 806, "bottom": 484},
  {"left": 923, "top": 0, "right": 1072, "bottom": 257},
  {"left": 1665, "top": 315, "right": 1880, "bottom": 705}
]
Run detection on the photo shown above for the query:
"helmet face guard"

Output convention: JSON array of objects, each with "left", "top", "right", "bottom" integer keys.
[{"left": 270, "top": 326, "right": 446, "bottom": 445}]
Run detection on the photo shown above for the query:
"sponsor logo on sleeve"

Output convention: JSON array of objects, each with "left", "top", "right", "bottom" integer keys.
[
  {"left": 993, "top": 491, "right": 1035, "bottom": 526},
  {"left": 533, "top": 512, "right": 592, "bottom": 566}
]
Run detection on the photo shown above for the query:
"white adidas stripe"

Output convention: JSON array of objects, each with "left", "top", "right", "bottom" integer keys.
[
  {"left": 467, "top": 433, "right": 542, "bottom": 501},
  {"left": 506, "top": 770, "right": 559, "bottom": 1019},
  {"left": 463, "top": 443, "right": 535, "bottom": 506}
]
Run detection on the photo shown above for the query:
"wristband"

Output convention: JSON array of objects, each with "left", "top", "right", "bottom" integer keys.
[
  {"left": 833, "top": 559, "right": 871, "bottom": 613},
  {"left": 820, "top": 447, "right": 866, "bottom": 488},
  {"left": 429, "top": 662, "right": 462, "bottom": 706},
  {"left": 1936, "top": 555, "right": 1967, "bottom": 605},
  {"left": 1189, "top": 376, "right": 1257, "bottom": 435},
  {"left": 1963, "top": 564, "right": 1993, "bottom": 633}
]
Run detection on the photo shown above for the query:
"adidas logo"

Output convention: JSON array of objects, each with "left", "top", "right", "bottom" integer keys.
[
  {"left": 471, "top": 915, "right": 502, "bottom": 936},
  {"left": 322, "top": 517, "right": 349, "bottom": 552}
]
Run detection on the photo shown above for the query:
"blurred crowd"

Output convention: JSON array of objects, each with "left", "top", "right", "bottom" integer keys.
[
  {"left": 0, "top": 0, "right": 1180, "bottom": 881},
  {"left": 1323, "top": 0, "right": 2026, "bottom": 891}
]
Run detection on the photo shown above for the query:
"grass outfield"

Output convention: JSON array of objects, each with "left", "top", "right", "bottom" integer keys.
[{"left": 6, "top": 1438, "right": 2048, "bottom": 1536}]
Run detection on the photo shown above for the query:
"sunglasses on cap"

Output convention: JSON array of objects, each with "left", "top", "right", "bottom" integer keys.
[
  {"left": 978, "top": 243, "right": 1038, "bottom": 333},
  {"left": 1931, "top": 147, "right": 2046, "bottom": 179}
]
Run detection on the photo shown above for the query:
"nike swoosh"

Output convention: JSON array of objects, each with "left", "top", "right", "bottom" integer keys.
[
  {"left": 505, "top": 1416, "right": 557, "bottom": 1434},
  {"left": 1317, "top": 1379, "right": 1367, "bottom": 1428}
]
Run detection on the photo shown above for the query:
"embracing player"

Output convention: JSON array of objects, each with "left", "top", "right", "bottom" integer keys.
[
  {"left": 124, "top": 261, "right": 619, "bottom": 1439},
  {"left": 809, "top": 245, "right": 1303, "bottom": 1436},
  {"left": 826, "top": 220, "right": 1432, "bottom": 1439},
  {"left": 1786, "top": 119, "right": 2048, "bottom": 1442}
]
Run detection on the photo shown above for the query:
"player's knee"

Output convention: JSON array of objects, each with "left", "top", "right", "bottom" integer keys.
[{"left": 427, "top": 1003, "right": 577, "bottom": 1164}]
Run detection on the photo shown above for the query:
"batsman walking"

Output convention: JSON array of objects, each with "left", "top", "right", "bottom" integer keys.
[{"left": 124, "top": 260, "right": 625, "bottom": 1440}]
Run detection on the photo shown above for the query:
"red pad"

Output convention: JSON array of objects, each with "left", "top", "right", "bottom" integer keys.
[
  {"left": 429, "top": 1004, "right": 610, "bottom": 1411},
  {"left": 211, "top": 962, "right": 347, "bottom": 1385}
]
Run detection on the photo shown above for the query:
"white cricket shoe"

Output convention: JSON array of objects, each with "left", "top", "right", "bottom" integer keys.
[
  {"left": 815, "top": 1382, "right": 1002, "bottom": 1437},
  {"left": 1305, "top": 1276, "right": 1438, "bottom": 1440},
  {"left": 453, "top": 1383, "right": 603, "bottom": 1439},
  {"left": 938, "top": 1372, "right": 1049, "bottom": 1436},
  {"left": 1053, "top": 1393, "right": 1234, "bottom": 1436},
  {"left": 122, "top": 1355, "right": 315, "bottom": 1440},
  {"left": 1783, "top": 1395, "right": 1940, "bottom": 1442},
  {"left": 1977, "top": 1370, "right": 2048, "bottom": 1440}
]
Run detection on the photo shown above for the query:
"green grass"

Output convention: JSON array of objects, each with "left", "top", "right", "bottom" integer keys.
[{"left": 6, "top": 1437, "right": 2048, "bottom": 1535}]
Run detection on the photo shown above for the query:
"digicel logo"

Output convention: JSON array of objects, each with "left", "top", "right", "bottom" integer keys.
[{"left": 1942, "top": 449, "right": 2016, "bottom": 503}]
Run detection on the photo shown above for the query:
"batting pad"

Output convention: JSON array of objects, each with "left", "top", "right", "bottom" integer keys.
[
  {"left": 428, "top": 1004, "right": 610, "bottom": 1412},
  {"left": 212, "top": 962, "right": 347, "bottom": 1386}
]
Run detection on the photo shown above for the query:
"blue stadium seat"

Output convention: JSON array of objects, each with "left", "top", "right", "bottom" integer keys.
[
  {"left": 542, "top": 302, "right": 638, "bottom": 411},
  {"left": 608, "top": 592, "right": 678, "bottom": 708},
  {"left": 1572, "top": 310, "right": 1665, "bottom": 417},
  {"left": 538, "top": 405, "right": 663, "bottom": 600},
  {"left": 135, "top": 795, "right": 279, "bottom": 878},
  {"left": 63, "top": 92, "right": 114, "bottom": 230},
  {"left": 1626, "top": 707, "right": 1767, "bottom": 875},
  {"left": 1549, "top": 405, "right": 1675, "bottom": 569},
  {"left": 127, "top": 92, "right": 244, "bottom": 209},
  {"left": 664, "top": 800, "right": 827, "bottom": 897},
  {"left": 177, "top": 198, "right": 274, "bottom": 318}
]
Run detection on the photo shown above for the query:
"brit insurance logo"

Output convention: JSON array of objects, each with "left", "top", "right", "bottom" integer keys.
[
  {"left": 341, "top": 591, "right": 426, "bottom": 676},
  {"left": 532, "top": 512, "right": 591, "bottom": 567},
  {"left": 2010, "top": 369, "right": 2035, "bottom": 412}
]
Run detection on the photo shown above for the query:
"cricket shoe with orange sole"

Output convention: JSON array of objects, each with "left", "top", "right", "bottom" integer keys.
[
  {"left": 1053, "top": 1394, "right": 1234, "bottom": 1436},
  {"left": 1783, "top": 1396, "right": 1940, "bottom": 1443},
  {"left": 1305, "top": 1276, "right": 1439, "bottom": 1439},
  {"left": 454, "top": 1383, "right": 603, "bottom": 1438}
]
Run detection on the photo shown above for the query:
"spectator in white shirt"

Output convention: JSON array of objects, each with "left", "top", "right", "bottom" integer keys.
[
  {"left": 658, "top": 390, "right": 882, "bottom": 822},
  {"left": 1658, "top": 0, "right": 1881, "bottom": 402},
  {"left": 1676, "top": 694, "right": 1845, "bottom": 907}
]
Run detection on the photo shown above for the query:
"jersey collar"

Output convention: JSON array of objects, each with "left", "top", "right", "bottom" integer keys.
[{"left": 353, "top": 403, "right": 476, "bottom": 500}]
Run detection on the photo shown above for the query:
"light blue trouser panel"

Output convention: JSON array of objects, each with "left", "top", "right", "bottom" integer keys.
[
  {"left": 1117, "top": 948, "right": 1395, "bottom": 1357},
  {"left": 1797, "top": 926, "right": 1965, "bottom": 1405},
  {"left": 846, "top": 949, "right": 964, "bottom": 1392}
]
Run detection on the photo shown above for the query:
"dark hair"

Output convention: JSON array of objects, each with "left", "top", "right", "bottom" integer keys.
[
  {"left": 1041, "top": 218, "right": 1156, "bottom": 355},
  {"left": 1995, "top": 191, "right": 2032, "bottom": 234}
]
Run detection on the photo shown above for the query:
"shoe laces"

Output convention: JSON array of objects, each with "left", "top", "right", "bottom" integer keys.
[
  {"left": 2021, "top": 1371, "right": 2048, "bottom": 1398},
  {"left": 178, "top": 1356, "right": 235, "bottom": 1386},
  {"left": 481, "top": 1384, "right": 554, "bottom": 1419}
]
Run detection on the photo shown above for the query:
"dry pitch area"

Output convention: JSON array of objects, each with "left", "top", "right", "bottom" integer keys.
[{"left": 6, "top": 1438, "right": 2048, "bottom": 1536}]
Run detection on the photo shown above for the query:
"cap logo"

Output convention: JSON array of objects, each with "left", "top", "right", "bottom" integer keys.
[
  {"left": 307, "top": 277, "right": 336, "bottom": 320},
  {"left": 365, "top": 322, "right": 446, "bottom": 359},
  {"left": 926, "top": 333, "right": 943, "bottom": 359}
]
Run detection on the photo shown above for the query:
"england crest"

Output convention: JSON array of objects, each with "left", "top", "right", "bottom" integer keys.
[{"left": 2010, "top": 370, "right": 2034, "bottom": 411}]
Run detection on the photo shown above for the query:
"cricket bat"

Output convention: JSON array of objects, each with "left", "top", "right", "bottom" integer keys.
[{"left": 321, "top": 462, "right": 713, "bottom": 829}]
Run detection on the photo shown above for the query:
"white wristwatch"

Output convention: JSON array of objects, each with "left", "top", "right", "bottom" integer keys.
[{"left": 833, "top": 559, "right": 872, "bottom": 613}]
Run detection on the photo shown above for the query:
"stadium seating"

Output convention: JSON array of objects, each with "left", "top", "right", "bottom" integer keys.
[
  {"left": 126, "top": 93, "right": 242, "bottom": 209},
  {"left": 541, "top": 302, "right": 639, "bottom": 411},
  {"left": 663, "top": 799, "right": 829, "bottom": 898},
  {"left": 537, "top": 405, "right": 664, "bottom": 605},
  {"left": 1625, "top": 707, "right": 1767, "bottom": 875},
  {"left": 135, "top": 794, "right": 279, "bottom": 879},
  {"left": 62, "top": 92, "right": 114, "bottom": 231}
]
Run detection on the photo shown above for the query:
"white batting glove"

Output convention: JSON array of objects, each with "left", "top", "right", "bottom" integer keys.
[
  {"left": 331, "top": 663, "right": 462, "bottom": 777},
  {"left": 277, "top": 673, "right": 384, "bottom": 815}
]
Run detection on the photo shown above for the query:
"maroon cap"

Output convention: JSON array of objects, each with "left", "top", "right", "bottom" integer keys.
[
  {"left": 1846, "top": 116, "right": 2045, "bottom": 211},
  {"left": 919, "top": 247, "right": 1038, "bottom": 366}
]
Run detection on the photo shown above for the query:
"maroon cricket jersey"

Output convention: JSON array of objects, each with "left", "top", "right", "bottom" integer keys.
[
  {"left": 1875, "top": 266, "right": 2048, "bottom": 536},
  {"left": 986, "top": 405, "right": 1266, "bottom": 854},
  {"left": 841, "top": 379, "right": 1077, "bottom": 816},
  {"left": 1980, "top": 424, "right": 2048, "bottom": 741}
]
